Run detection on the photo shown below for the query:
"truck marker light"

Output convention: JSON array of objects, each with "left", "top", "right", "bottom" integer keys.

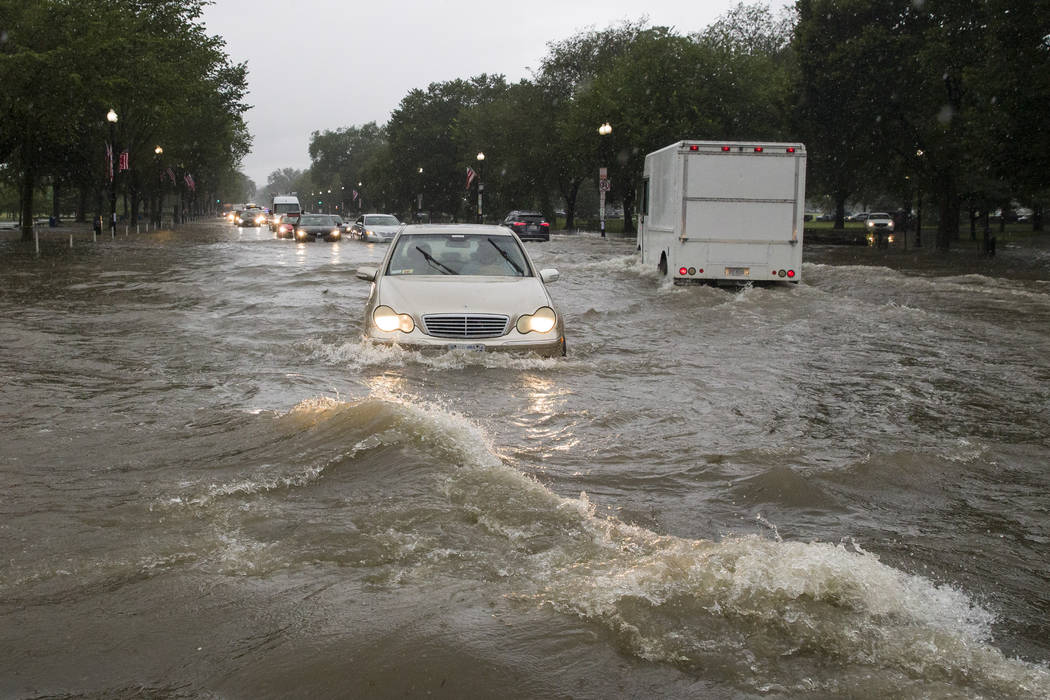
[
  {"left": 721, "top": 146, "right": 731, "bottom": 152},
  {"left": 786, "top": 147, "right": 796, "bottom": 153},
  {"left": 754, "top": 147, "right": 764, "bottom": 152},
  {"left": 689, "top": 145, "right": 699, "bottom": 151}
]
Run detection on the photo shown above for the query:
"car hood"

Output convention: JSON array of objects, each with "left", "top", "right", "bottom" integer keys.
[{"left": 378, "top": 276, "right": 551, "bottom": 316}]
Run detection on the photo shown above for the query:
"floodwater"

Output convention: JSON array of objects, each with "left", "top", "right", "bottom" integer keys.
[{"left": 2, "top": 223, "right": 1048, "bottom": 698}]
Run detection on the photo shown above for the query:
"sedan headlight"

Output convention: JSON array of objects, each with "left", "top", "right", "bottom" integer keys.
[
  {"left": 330, "top": 229, "right": 340, "bottom": 239},
  {"left": 516, "top": 306, "right": 557, "bottom": 334},
  {"left": 295, "top": 229, "right": 309, "bottom": 240},
  {"left": 373, "top": 305, "right": 415, "bottom": 333}
]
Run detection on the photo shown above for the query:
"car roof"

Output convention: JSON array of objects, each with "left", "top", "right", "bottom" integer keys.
[{"left": 397, "top": 224, "right": 515, "bottom": 237}]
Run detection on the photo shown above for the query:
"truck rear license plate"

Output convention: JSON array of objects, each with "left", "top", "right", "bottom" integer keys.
[
  {"left": 726, "top": 267, "right": 750, "bottom": 277},
  {"left": 446, "top": 343, "right": 485, "bottom": 352}
]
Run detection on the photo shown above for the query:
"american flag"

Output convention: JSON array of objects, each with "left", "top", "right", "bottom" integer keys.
[
  {"left": 352, "top": 189, "right": 358, "bottom": 201},
  {"left": 465, "top": 167, "right": 476, "bottom": 190},
  {"left": 166, "top": 167, "right": 176, "bottom": 184},
  {"left": 105, "top": 142, "right": 114, "bottom": 181},
  {"left": 118, "top": 150, "right": 129, "bottom": 171},
  {"left": 184, "top": 173, "right": 196, "bottom": 191}
]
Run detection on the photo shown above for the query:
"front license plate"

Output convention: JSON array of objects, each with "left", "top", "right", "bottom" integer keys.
[
  {"left": 446, "top": 343, "right": 485, "bottom": 352},
  {"left": 726, "top": 267, "right": 750, "bottom": 277}
]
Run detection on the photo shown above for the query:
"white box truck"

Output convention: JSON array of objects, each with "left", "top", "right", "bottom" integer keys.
[{"left": 638, "top": 141, "right": 806, "bottom": 285}]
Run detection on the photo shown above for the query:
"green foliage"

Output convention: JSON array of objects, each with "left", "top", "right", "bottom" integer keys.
[{"left": 0, "top": 0, "right": 251, "bottom": 235}]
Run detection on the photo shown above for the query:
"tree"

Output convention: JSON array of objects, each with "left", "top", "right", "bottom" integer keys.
[
  {"left": 386, "top": 75, "right": 509, "bottom": 219},
  {"left": 536, "top": 20, "right": 648, "bottom": 228},
  {"left": 0, "top": 0, "right": 250, "bottom": 239}
]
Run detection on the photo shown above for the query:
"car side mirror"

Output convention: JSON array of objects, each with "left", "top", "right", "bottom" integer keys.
[
  {"left": 539, "top": 268, "right": 559, "bottom": 283},
  {"left": 356, "top": 266, "right": 378, "bottom": 282}
]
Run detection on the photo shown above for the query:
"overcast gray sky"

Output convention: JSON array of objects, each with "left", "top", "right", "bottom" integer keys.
[{"left": 200, "top": 0, "right": 764, "bottom": 188}]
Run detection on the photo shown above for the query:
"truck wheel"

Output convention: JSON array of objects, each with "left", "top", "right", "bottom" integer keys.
[{"left": 658, "top": 253, "right": 668, "bottom": 277}]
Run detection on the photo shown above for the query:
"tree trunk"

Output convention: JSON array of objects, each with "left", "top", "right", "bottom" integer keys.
[
  {"left": 52, "top": 182, "right": 61, "bottom": 224},
  {"left": 935, "top": 171, "right": 959, "bottom": 251},
  {"left": 622, "top": 187, "right": 636, "bottom": 234},
  {"left": 834, "top": 192, "right": 847, "bottom": 229},
  {"left": 20, "top": 165, "right": 34, "bottom": 242},
  {"left": 561, "top": 179, "right": 581, "bottom": 230},
  {"left": 76, "top": 186, "right": 88, "bottom": 223}
]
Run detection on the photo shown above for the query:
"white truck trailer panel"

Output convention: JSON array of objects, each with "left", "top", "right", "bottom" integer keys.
[{"left": 640, "top": 141, "right": 806, "bottom": 285}]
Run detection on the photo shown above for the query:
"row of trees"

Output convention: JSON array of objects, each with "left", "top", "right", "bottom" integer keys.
[
  {"left": 0, "top": 0, "right": 252, "bottom": 240},
  {"left": 271, "top": 1, "right": 1047, "bottom": 250}
]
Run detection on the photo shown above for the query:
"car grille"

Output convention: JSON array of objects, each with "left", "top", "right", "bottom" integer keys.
[{"left": 422, "top": 314, "right": 510, "bottom": 338}]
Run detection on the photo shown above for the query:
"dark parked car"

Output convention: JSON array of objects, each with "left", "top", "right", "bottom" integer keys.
[
  {"left": 502, "top": 211, "right": 550, "bottom": 241},
  {"left": 293, "top": 214, "right": 343, "bottom": 242}
]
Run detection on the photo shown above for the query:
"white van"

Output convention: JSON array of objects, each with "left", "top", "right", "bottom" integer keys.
[
  {"left": 270, "top": 195, "right": 301, "bottom": 230},
  {"left": 639, "top": 141, "right": 806, "bottom": 285}
]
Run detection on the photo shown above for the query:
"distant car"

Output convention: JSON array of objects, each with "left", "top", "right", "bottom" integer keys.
[
  {"left": 293, "top": 214, "right": 343, "bottom": 242},
  {"left": 502, "top": 211, "right": 550, "bottom": 241},
  {"left": 351, "top": 213, "right": 402, "bottom": 243},
  {"left": 274, "top": 212, "right": 301, "bottom": 239},
  {"left": 355, "top": 224, "right": 565, "bottom": 356},
  {"left": 865, "top": 212, "right": 894, "bottom": 232},
  {"left": 236, "top": 208, "right": 266, "bottom": 227},
  {"left": 865, "top": 212, "right": 895, "bottom": 244},
  {"left": 847, "top": 212, "right": 870, "bottom": 222}
]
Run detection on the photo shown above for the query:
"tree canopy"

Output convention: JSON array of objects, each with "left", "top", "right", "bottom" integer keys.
[{"left": 0, "top": 0, "right": 251, "bottom": 238}]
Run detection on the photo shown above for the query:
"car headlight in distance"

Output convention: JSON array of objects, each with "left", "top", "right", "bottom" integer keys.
[
  {"left": 516, "top": 306, "right": 557, "bottom": 334},
  {"left": 330, "top": 229, "right": 340, "bottom": 239},
  {"left": 373, "top": 305, "right": 415, "bottom": 333}
]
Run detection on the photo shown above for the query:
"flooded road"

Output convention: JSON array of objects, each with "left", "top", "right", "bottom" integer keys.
[{"left": 2, "top": 222, "right": 1049, "bottom": 698}]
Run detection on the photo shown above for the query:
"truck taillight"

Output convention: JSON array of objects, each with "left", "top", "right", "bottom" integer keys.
[
  {"left": 787, "top": 269, "right": 796, "bottom": 278},
  {"left": 679, "top": 267, "right": 688, "bottom": 276}
]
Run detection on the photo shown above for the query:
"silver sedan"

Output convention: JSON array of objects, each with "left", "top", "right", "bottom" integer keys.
[{"left": 356, "top": 224, "right": 565, "bottom": 356}]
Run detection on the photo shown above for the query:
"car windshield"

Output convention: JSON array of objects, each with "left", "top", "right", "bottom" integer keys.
[
  {"left": 365, "top": 215, "right": 400, "bottom": 226},
  {"left": 510, "top": 213, "right": 545, "bottom": 223},
  {"left": 299, "top": 215, "right": 335, "bottom": 225},
  {"left": 386, "top": 234, "right": 531, "bottom": 277}
]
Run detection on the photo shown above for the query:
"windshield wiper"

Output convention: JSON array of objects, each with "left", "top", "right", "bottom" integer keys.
[
  {"left": 416, "top": 246, "right": 458, "bottom": 275},
  {"left": 487, "top": 238, "right": 525, "bottom": 276}
]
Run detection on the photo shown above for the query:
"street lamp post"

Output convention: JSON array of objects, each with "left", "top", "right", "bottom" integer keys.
[
  {"left": 476, "top": 152, "right": 485, "bottom": 223},
  {"left": 417, "top": 167, "right": 424, "bottom": 221},
  {"left": 153, "top": 145, "right": 163, "bottom": 230},
  {"left": 597, "top": 122, "right": 612, "bottom": 238},
  {"left": 914, "top": 149, "right": 925, "bottom": 248},
  {"left": 357, "top": 182, "right": 363, "bottom": 212},
  {"left": 107, "top": 109, "right": 118, "bottom": 236}
]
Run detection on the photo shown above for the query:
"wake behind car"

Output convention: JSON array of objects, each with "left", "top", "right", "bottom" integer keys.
[
  {"left": 350, "top": 213, "right": 403, "bottom": 242},
  {"left": 356, "top": 224, "right": 565, "bottom": 356},
  {"left": 293, "top": 214, "right": 343, "bottom": 242},
  {"left": 502, "top": 211, "right": 550, "bottom": 241}
]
